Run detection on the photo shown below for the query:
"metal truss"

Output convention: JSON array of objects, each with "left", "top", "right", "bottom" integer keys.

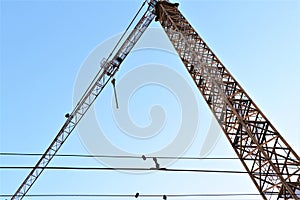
[
  {"left": 11, "top": 1, "right": 157, "bottom": 199},
  {"left": 155, "top": 2, "right": 300, "bottom": 199}
]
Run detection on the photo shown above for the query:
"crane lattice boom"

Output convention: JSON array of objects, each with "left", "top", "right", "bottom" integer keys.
[
  {"left": 155, "top": 2, "right": 300, "bottom": 199},
  {"left": 11, "top": 1, "right": 157, "bottom": 199}
]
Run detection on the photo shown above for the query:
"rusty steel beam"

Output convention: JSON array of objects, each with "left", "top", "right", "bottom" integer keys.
[{"left": 154, "top": 2, "right": 300, "bottom": 199}]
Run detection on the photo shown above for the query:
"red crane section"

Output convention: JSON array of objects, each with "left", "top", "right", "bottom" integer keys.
[{"left": 154, "top": 2, "right": 300, "bottom": 199}]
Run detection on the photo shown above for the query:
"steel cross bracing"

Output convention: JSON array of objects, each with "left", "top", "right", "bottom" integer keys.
[
  {"left": 10, "top": 1, "right": 157, "bottom": 199},
  {"left": 154, "top": 2, "right": 300, "bottom": 200}
]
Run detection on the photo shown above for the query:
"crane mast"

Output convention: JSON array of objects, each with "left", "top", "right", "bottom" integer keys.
[
  {"left": 11, "top": 1, "right": 299, "bottom": 200},
  {"left": 11, "top": 1, "right": 157, "bottom": 199},
  {"left": 154, "top": 2, "right": 300, "bottom": 199}
]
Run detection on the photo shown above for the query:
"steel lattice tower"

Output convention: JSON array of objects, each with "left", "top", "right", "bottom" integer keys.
[{"left": 154, "top": 2, "right": 300, "bottom": 199}]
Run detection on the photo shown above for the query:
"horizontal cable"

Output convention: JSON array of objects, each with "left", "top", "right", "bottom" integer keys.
[
  {"left": 1, "top": 153, "right": 292, "bottom": 165},
  {"left": 0, "top": 152, "right": 249, "bottom": 160},
  {"left": 0, "top": 193, "right": 263, "bottom": 198},
  {"left": 0, "top": 166, "right": 281, "bottom": 175}
]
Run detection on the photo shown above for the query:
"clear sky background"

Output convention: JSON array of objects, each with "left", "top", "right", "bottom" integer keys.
[{"left": 1, "top": 0, "right": 300, "bottom": 200}]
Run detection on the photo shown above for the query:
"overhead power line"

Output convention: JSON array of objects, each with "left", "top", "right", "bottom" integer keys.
[
  {"left": 0, "top": 152, "right": 243, "bottom": 160},
  {"left": 0, "top": 166, "right": 286, "bottom": 176},
  {"left": 0, "top": 193, "right": 263, "bottom": 198},
  {"left": 1, "top": 153, "right": 292, "bottom": 163}
]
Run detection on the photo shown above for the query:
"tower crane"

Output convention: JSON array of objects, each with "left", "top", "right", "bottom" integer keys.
[{"left": 11, "top": 0, "right": 300, "bottom": 199}]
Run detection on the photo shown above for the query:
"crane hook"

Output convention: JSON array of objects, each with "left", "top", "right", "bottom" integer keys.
[{"left": 111, "top": 78, "right": 119, "bottom": 109}]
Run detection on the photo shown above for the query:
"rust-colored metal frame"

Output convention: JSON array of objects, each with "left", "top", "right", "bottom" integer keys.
[{"left": 155, "top": 2, "right": 300, "bottom": 199}]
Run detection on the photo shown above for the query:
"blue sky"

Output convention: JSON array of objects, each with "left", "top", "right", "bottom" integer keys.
[{"left": 1, "top": 0, "right": 299, "bottom": 199}]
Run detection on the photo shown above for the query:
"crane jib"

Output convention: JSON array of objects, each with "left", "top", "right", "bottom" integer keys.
[
  {"left": 10, "top": 1, "right": 157, "bottom": 199},
  {"left": 155, "top": 2, "right": 300, "bottom": 200}
]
